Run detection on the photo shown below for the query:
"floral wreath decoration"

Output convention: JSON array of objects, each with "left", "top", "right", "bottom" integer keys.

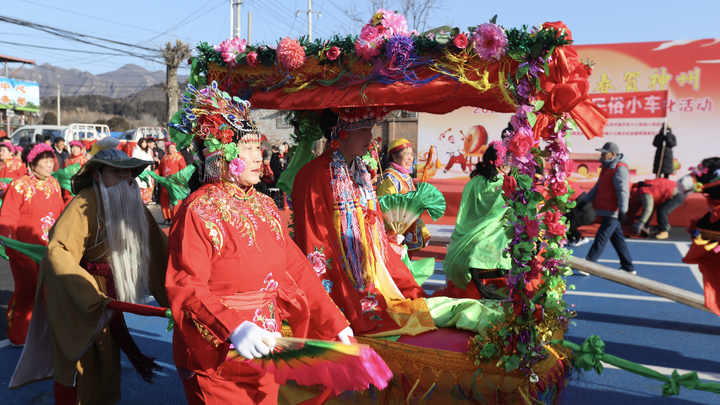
[{"left": 168, "top": 81, "right": 260, "bottom": 183}]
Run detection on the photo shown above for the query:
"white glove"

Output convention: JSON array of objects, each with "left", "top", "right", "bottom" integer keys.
[
  {"left": 229, "top": 321, "right": 276, "bottom": 359},
  {"left": 395, "top": 234, "right": 405, "bottom": 245},
  {"left": 404, "top": 233, "right": 414, "bottom": 243},
  {"left": 336, "top": 326, "right": 354, "bottom": 345}
]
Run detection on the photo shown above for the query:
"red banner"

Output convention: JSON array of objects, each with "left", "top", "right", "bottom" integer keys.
[{"left": 590, "top": 90, "right": 668, "bottom": 118}]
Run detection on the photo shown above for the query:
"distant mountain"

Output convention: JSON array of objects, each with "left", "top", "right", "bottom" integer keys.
[{"left": 15, "top": 63, "right": 189, "bottom": 99}]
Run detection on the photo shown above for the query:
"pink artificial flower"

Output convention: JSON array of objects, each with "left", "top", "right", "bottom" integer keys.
[
  {"left": 378, "top": 9, "right": 408, "bottom": 37},
  {"left": 360, "top": 297, "right": 379, "bottom": 313},
  {"left": 508, "top": 132, "right": 534, "bottom": 158},
  {"left": 453, "top": 33, "right": 468, "bottom": 49},
  {"left": 355, "top": 25, "right": 383, "bottom": 60},
  {"left": 253, "top": 308, "right": 263, "bottom": 322},
  {"left": 550, "top": 181, "right": 568, "bottom": 197},
  {"left": 246, "top": 51, "right": 259, "bottom": 67},
  {"left": 472, "top": 22, "right": 508, "bottom": 61},
  {"left": 229, "top": 158, "right": 246, "bottom": 176},
  {"left": 326, "top": 46, "right": 340, "bottom": 61},
  {"left": 219, "top": 37, "right": 247, "bottom": 67},
  {"left": 276, "top": 37, "right": 306, "bottom": 70}
]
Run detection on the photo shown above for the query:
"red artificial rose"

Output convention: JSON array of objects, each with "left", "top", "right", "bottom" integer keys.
[
  {"left": 524, "top": 216, "right": 540, "bottom": 239},
  {"left": 543, "top": 211, "right": 566, "bottom": 236},
  {"left": 246, "top": 51, "right": 259, "bottom": 67},
  {"left": 532, "top": 308, "right": 544, "bottom": 323},
  {"left": 508, "top": 132, "right": 534, "bottom": 157},
  {"left": 550, "top": 181, "right": 568, "bottom": 197},
  {"left": 220, "top": 129, "right": 234, "bottom": 143},
  {"left": 543, "top": 210, "right": 561, "bottom": 225},
  {"left": 502, "top": 175, "right": 517, "bottom": 197},
  {"left": 453, "top": 33, "right": 468, "bottom": 49},
  {"left": 376, "top": 25, "right": 386, "bottom": 35},
  {"left": 326, "top": 46, "right": 340, "bottom": 61}
]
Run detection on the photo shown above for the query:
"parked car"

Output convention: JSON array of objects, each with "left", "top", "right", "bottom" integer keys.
[
  {"left": 118, "top": 127, "right": 168, "bottom": 156},
  {"left": 10, "top": 124, "right": 111, "bottom": 150}
]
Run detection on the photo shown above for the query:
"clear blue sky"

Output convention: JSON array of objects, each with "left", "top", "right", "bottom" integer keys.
[{"left": 2, "top": 0, "right": 718, "bottom": 75}]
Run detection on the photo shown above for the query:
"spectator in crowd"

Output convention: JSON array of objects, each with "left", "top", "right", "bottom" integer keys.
[
  {"left": 261, "top": 157, "right": 274, "bottom": 187},
  {"left": 653, "top": 124, "right": 677, "bottom": 179},
  {"left": 630, "top": 175, "right": 694, "bottom": 240},
  {"left": 132, "top": 138, "right": 155, "bottom": 204},
  {"left": 43, "top": 134, "right": 52, "bottom": 145},
  {"left": 270, "top": 145, "right": 286, "bottom": 184},
  {"left": 53, "top": 137, "right": 69, "bottom": 169},
  {"left": 581, "top": 142, "right": 635, "bottom": 275},
  {"left": 41, "top": 135, "right": 60, "bottom": 171},
  {"left": 147, "top": 138, "right": 164, "bottom": 203},
  {"left": 566, "top": 192, "right": 596, "bottom": 247}
]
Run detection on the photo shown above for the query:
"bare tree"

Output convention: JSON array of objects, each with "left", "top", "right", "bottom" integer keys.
[
  {"left": 161, "top": 40, "right": 192, "bottom": 125},
  {"left": 398, "top": 0, "right": 445, "bottom": 33},
  {"left": 344, "top": 0, "right": 445, "bottom": 33}
]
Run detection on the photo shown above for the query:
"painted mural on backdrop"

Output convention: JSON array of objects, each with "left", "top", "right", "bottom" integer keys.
[
  {"left": 417, "top": 39, "right": 719, "bottom": 183},
  {"left": 0, "top": 78, "right": 40, "bottom": 113},
  {"left": 417, "top": 107, "right": 512, "bottom": 180}
]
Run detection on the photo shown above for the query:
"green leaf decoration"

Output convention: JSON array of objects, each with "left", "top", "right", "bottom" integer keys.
[{"left": 527, "top": 111, "right": 537, "bottom": 127}]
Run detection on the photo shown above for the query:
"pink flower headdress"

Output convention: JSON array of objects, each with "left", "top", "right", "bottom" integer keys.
[{"left": 27, "top": 143, "right": 54, "bottom": 165}]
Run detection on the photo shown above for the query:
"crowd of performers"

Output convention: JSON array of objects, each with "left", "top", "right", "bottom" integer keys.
[{"left": 2, "top": 81, "right": 720, "bottom": 404}]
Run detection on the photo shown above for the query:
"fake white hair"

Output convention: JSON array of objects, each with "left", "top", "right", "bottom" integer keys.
[{"left": 96, "top": 174, "right": 151, "bottom": 304}]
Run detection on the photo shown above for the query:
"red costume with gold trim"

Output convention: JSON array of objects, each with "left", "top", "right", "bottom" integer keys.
[
  {"left": 166, "top": 181, "right": 349, "bottom": 404},
  {"left": 0, "top": 158, "right": 27, "bottom": 198},
  {"left": 61, "top": 154, "right": 89, "bottom": 204},
  {"left": 292, "top": 153, "right": 434, "bottom": 337},
  {"left": 158, "top": 152, "right": 187, "bottom": 221},
  {"left": 0, "top": 174, "right": 63, "bottom": 344}
]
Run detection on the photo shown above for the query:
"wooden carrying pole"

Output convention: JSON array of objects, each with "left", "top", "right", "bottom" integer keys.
[{"left": 570, "top": 257, "right": 711, "bottom": 313}]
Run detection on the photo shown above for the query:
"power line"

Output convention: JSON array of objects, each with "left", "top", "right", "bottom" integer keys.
[
  {"left": 0, "top": 39, "right": 142, "bottom": 57},
  {"left": 137, "top": 0, "right": 225, "bottom": 45}
]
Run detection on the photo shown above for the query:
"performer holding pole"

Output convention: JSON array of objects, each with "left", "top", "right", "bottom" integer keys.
[{"left": 10, "top": 143, "right": 170, "bottom": 405}]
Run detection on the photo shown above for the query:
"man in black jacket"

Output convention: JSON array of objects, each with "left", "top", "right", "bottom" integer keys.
[
  {"left": 653, "top": 124, "right": 676, "bottom": 178},
  {"left": 53, "top": 137, "right": 70, "bottom": 169}
]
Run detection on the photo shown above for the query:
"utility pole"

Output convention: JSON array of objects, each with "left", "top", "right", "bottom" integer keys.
[
  {"left": 247, "top": 12, "right": 252, "bottom": 44},
  {"left": 231, "top": 0, "right": 243, "bottom": 39},
  {"left": 296, "top": 0, "right": 321, "bottom": 41},
  {"left": 56, "top": 84, "right": 61, "bottom": 125}
]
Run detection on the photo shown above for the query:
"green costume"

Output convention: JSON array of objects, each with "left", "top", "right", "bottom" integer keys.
[{"left": 442, "top": 174, "right": 511, "bottom": 289}]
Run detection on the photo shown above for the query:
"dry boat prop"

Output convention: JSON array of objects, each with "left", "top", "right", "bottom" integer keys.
[{"left": 164, "top": 9, "right": 720, "bottom": 405}]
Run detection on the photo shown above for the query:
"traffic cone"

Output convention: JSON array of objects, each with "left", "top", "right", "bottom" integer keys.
[{"left": 282, "top": 192, "right": 289, "bottom": 211}]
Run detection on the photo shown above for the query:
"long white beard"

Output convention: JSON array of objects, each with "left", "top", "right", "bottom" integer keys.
[{"left": 97, "top": 176, "right": 151, "bottom": 304}]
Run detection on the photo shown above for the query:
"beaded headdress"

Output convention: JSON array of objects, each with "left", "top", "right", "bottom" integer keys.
[
  {"left": 169, "top": 81, "right": 260, "bottom": 183},
  {"left": 328, "top": 107, "right": 390, "bottom": 150}
]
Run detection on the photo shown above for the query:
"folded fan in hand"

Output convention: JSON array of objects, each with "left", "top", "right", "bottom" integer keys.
[
  {"left": 226, "top": 336, "right": 393, "bottom": 395},
  {"left": 378, "top": 182, "right": 446, "bottom": 236}
]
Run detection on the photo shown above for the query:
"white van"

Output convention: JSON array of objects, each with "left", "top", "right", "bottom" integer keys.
[{"left": 10, "top": 124, "right": 111, "bottom": 146}]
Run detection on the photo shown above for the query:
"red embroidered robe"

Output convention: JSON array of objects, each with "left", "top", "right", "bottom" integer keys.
[
  {"left": 0, "top": 174, "right": 63, "bottom": 344},
  {"left": 292, "top": 154, "right": 431, "bottom": 337},
  {"left": 0, "top": 158, "right": 27, "bottom": 198},
  {"left": 158, "top": 153, "right": 187, "bottom": 220},
  {"left": 166, "top": 181, "right": 348, "bottom": 380}
]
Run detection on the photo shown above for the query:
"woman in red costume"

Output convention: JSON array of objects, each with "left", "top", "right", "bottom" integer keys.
[
  {"left": 292, "top": 109, "right": 438, "bottom": 337},
  {"left": 0, "top": 143, "right": 64, "bottom": 345},
  {"left": 683, "top": 158, "right": 720, "bottom": 316},
  {"left": 158, "top": 142, "right": 186, "bottom": 224},
  {"left": 61, "top": 141, "right": 89, "bottom": 204},
  {"left": 0, "top": 142, "right": 27, "bottom": 198},
  {"left": 165, "top": 82, "right": 352, "bottom": 405}
]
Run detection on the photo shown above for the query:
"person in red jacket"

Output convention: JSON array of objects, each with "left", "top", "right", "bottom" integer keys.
[
  {"left": 630, "top": 176, "right": 694, "bottom": 239},
  {"left": 0, "top": 142, "right": 27, "bottom": 198},
  {"left": 158, "top": 143, "right": 187, "bottom": 224},
  {"left": 0, "top": 143, "right": 64, "bottom": 345},
  {"left": 61, "top": 141, "right": 90, "bottom": 204},
  {"left": 165, "top": 82, "right": 352, "bottom": 405},
  {"left": 580, "top": 142, "right": 635, "bottom": 274}
]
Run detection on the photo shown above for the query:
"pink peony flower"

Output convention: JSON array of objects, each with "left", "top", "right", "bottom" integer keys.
[
  {"left": 246, "top": 51, "right": 259, "bottom": 67},
  {"left": 219, "top": 37, "right": 247, "bottom": 67},
  {"left": 307, "top": 251, "right": 328, "bottom": 276},
  {"left": 378, "top": 9, "right": 408, "bottom": 37},
  {"left": 263, "top": 318, "right": 278, "bottom": 332},
  {"left": 253, "top": 308, "right": 263, "bottom": 322},
  {"left": 229, "top": 158, "right": 246, "bottom": 177},
  {"left": 355, "top": 25, "right": 383, "bottom": 60},
  {"left": 472, "top": 22, "right": 508, "bottom": 61},
  {"left": 276, "top": 37, "right": 306, "bottom": 70},
  {"left": 508, "top": 132, "right": 534, "bottom": 158},
  {"left": 326, "top": 46, "right": 340, "bottom": 61},
  {"left": 360, "top": 297, "right": 379, "bottom": 313},
  {"left": 453, "top": 33, "right": 468, "bottom": 49}
]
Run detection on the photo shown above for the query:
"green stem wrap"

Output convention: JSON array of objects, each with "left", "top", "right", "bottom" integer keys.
[
  {"left": 276, "top": 111, "right": 324, "bottom": 195},
  {"left": 552, "top": 335, "right": 720, "bottom": 397}
]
